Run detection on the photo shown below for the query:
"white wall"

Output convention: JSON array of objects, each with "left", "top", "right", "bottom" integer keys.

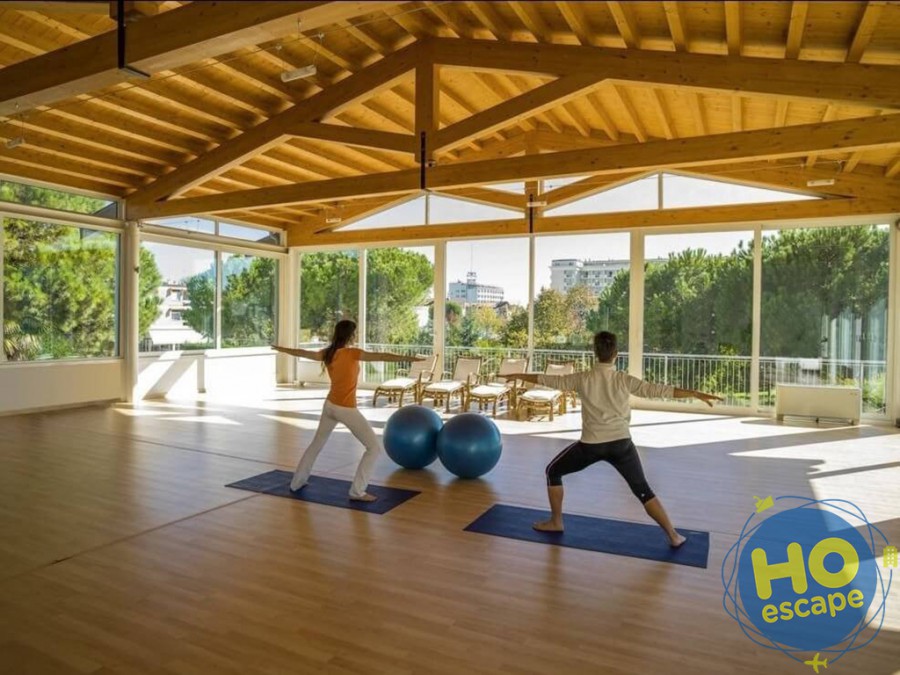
[
  {"left": 0, "top": 360, "right": 122, "bottom": 415},
  {"left": 138, "top": 349, "right": 277, "bottom": 399}
]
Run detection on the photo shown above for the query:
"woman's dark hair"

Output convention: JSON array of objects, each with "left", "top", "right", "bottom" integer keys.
[
  {"left": 323, "top": 319, "right": 356, "bottom": 366},
  {"left": 593, "top": 331, "right": 617, "bottom": 363}
]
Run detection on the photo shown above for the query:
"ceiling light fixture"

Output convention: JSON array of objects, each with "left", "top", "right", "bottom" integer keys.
[
  {"left": 281, "top": 64, "right": 317, "bottom": 82},
  {"left": 806, "top": 178, "right": 836, "bottom": 187},
  {"left": 278, "top": 27, "right": 323, "bottom": 84},
  {"left": 526, "top": 200, "right": 547, "bottom": 208}
]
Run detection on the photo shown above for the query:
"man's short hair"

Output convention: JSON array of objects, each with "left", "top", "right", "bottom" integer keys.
[{"left": 593, "top": 331, "right": 617, "bottom": 362}]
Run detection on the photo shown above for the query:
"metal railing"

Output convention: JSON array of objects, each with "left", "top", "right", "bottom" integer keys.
[{"left": 358, "top": 344, "right": 886, "bottom": 414}]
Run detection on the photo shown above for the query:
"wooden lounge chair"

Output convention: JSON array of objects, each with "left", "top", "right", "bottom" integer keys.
[
  {"left": 517, "top": 362, "right": 576, "bottom": 421},
  {"left": 467, "top": 357, "right": 529, "bottom": 418},
  {"left": 421, "top": 356, "right": 482, "bottom": 413},
  {"left": 372, "top": 353, "right": 439, "bottom": 407}
]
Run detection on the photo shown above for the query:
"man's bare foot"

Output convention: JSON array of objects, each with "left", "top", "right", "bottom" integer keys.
[
  {"left": 669, "top": 532, "right": 687, "bottom": 548},
  {"left": 533, "top": 519, "right": 564, "bottom": 532},
  {"left": 350, "top": 493, "right": 378, "bottom": 503}
]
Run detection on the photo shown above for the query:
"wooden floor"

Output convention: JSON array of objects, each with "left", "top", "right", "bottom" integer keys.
[{"left": 1, "top": 389, "right": 899, "bottom": 674}]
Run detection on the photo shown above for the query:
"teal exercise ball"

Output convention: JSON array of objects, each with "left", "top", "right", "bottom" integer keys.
[
  {"left": 436, "top": 413, "right": 502, "bottom": 479},
  {"left": 384, "top": 405, "right": 443, "bottom": 469}
]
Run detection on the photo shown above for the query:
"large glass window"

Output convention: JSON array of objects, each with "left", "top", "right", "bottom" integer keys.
[
  {"left": 533, "top": 233, "right": 630, "bottom": 373},
  {"left": 445, "top": 238, "right": 529, "bottom": 376},
  {"left": 3, "top": 217, "right": 118, "bottom": 360},
  {"left": 299, "top": 250, "right": 359, "bottom": 346},
  {"left": 140, "top": 242, "right": 215, "bottom": 352},
  {"left": 544, "top": 176, "right": 659, "bottom": 217},
  {"left": 760, "top": 224, "right": 889, "bottom": 414},
  {"left": 364, "top": 246, "right": 434, "bottom": 383},
  {"left": 221, "top": 253, "right": 277, "bottom": 348},
  {"left": 643, "top": 231, "right": 753, "bottom": 407},
  {"left": 0, "top": 179, "right": 114, "bottom": 216}
]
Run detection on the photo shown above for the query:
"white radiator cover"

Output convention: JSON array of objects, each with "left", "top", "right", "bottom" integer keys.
[
  {"left": 775, "top": 383, "right": 861, "bottom": 424},
  {"left": 296, "top": 359, "right": 330, "bottom": 386}
]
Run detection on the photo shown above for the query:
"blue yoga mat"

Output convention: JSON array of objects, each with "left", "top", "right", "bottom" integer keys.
[
  {"left": 465, "top": 504, "right": 709, "bottom": 568},
  {"left": 226, "top": 469, "right": 420, "bottom": 514}
]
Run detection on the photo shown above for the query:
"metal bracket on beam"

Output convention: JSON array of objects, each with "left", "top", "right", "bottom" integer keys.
[{"left": 117, "top": 0, "right": 150, "bottom": 79}]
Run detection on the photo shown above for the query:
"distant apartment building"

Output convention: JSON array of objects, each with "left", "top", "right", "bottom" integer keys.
[
  {"left": 142, "top": 281, "right": 207, "bottom": 351},
  {"left": 550, "top": 258, "right": 663, "bottom": 295},
  {"left": 448, "top": 271, "right": 504, "bottom": 306}
]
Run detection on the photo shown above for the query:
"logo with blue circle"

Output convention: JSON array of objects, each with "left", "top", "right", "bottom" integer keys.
[{"left": 722, "top": 496, "right": 892, "bottom": 669}]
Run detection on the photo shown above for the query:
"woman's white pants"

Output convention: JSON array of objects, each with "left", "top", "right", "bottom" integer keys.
[{"left": 290, "top": 400, "right": 382, "bottom": 498}]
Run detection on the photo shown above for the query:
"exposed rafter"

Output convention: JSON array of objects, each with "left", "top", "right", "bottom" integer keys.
[
  {"left": 0, "top": 1, "right": 404, "bottom": 116},
  {"left": 127, "top": 40, "right": 421, "bottom": 206},
  {"left": 429, "top": 38, "right": 900, "bottom": 109},
  {"left": 128, "top": 113, "right": 900, "bottom": 219}
]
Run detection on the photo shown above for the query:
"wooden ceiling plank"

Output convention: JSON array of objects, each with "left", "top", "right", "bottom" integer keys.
[
  {"left": 651, "top": 89, "right": 676, "bottom": 140},
  {"left": 608, "top": 85, "right": 647, "bottom": 142},
  {"left": 724, "top": 1, "right": 742, "bottom": 56},
  {"left": 0, "top": 1, "right": 405, "bottom": 116},
  {"left": 847, "top": 1, "right": 887, "bottom": 63},
  {"left": 433, "top": 72, "right": 606, "bottom": 153},
  {"left": 785, "top": 1, "right": 810, "bottom": 59},
  {"left": 662, "top": 1, "right": 688, "bottom": 51},
  {"left": 607, "top": 1, "right": 640, "bottom": 49},
  {"left": 128, "top": 40, "right": 420, "bottom": 205},
  {"left": 556, "top": 1, "right": 595, "bottom": 46}
]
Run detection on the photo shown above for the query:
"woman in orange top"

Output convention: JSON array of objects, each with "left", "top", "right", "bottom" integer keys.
[{"left": 273, "top": 320, "right": 422, "bottom": 502}]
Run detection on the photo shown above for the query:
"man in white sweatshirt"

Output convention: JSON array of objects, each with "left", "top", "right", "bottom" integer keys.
[{"left": 505, "top": 331, "right": 721, "bottom": 547}]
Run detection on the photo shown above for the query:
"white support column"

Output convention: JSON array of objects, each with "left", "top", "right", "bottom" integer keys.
[
  {"left": 122, "top": 221, "right": 140, "bottom": 402},
  {"left": 888, "top": 220, "right": 900, "bottom": 424},
  {"left": 528, "top": 233, "right": 536, "bottom": 363},
  {"left": 628, "top": 231, "right": 645, "bottom": 378},
  {"left": 276, "top": 249, "right": 298, "bottom": 384},
  {"left": 358, "top": 248, "right": 367, "bottom": 349},
  {"left": 750, "top": 227, "right": 763, "bottom": 410},
  {"left": 433, "top": 241, "right": 446, "bottom": 372},
  {"left": 214, "top": 250, "right": 223, "bottom": 351}
]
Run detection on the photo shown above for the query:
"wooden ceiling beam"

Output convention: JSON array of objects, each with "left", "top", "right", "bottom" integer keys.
[
  {"left": 435, "top": 187, "right": 524, "bottom": 211},
  {"left": 608, "top": 85, "right": 647, "bottom": 142},
  {"left": 606, "top": 2, "right": 640, "bottom": 49},
  {"left": 650, "top": 89, "right": 676, "bottom": 140},
  {"left": 127, "top": 41, "right": 420, "bottom": 206},
  {"left": 289, "top": 122, "right": 416, "bottom": 154},
  {"left": 785, "top": 1, "right": 810, "bottom": 59},
  {"left": 0, "top": 2, "right": 404, "bottom": 116},
  {"left": 662, "top": 1, "right": 688, "bottom": 51},
  {"left": 131, "top": 113, "right": 900, "bottom": 219},
  {"left": 724, "top": 1, "right": 742, "bottom": 56},
  {"left": 886, "top": 157, "right": 900, "bottom": 179},
  {"left": 433, "top": 72, "right": 605, "bottom": 153},
  {"left": 288, "top": 194, "right": 896, "bottom": 247},
  {"left": 847, "top": 1, "right": 887, "bottom": 63},
  {"left": 430, "top": 37, "right": 900, "bottom": 109}
]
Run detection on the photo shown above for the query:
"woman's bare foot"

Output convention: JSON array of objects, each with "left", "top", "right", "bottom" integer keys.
[
  {"left": 669, "top": 531, "right": 687, "bottom": 548},
  {"left": 350, "top": 493, "right": 378, "bottom": 503},
  {"left": 533, "top": 519, "right": 564, "bottom": 532}
]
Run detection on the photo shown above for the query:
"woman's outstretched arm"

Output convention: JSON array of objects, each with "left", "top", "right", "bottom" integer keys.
[
  {"left": 271, "top": 345, "right": 324, "bottom": 361},
  {"left": 358, "top": 351, "right": 424, "bottom": 363}
]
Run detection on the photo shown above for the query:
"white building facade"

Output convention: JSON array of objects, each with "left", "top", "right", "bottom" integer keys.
[{"left": 448, "top": 271, "right": 504, "bottom": 305}]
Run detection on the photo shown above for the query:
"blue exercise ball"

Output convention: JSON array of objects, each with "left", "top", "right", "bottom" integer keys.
[
  {"left": 384, "top": 405, "right": 444, "bottom": 469},
  {"left": 437, "top": 413, "right": 502, "bottom": 479}
]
